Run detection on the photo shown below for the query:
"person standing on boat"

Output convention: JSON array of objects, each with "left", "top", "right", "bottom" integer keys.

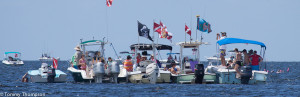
[
  {"left": 74, "top": 46, "right": 82, "bottom": 69},
  {"left": 242, "top": 49, "right": 250, "bottom": 66},
  {"left": 217, "top": 32, "right": 227, "bottom": 66},
  {"left": 136, "top": 53, "right": 141, "bottom": 66},
  {"left": 106, "top": 57, "right": 113, "bottom": 75},
  {"left": 123, "top": 55, "right": 133, "bottom": 72},
  {"left": 249, "top": 51, "right": 263, "bottom": 70},
  {"left": 234, "top": 48, "right": 242, "bottom": 75}
]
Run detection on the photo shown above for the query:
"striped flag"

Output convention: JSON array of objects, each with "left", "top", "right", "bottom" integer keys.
[
  {"left": 53, "top": 58, "right": 58, "bottom": 69},
  {"left": 185, "top": 25, "right": 191, "bottom": 36},
  {"left": 106, "top": 0, "right": 113, "bottom": 7}
]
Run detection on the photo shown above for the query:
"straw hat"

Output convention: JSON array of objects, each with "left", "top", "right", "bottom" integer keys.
[{"left": 74, "top": 46, "right": 81, "bottom": 51}]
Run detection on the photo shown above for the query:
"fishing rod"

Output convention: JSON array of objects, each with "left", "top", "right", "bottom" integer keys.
[{"left": 110, "top": 43, "right": 119, "bottom": 59}]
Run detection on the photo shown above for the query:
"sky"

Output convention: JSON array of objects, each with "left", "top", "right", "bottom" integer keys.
[{"left": 0, "top": 0, "right": 299, "bottom": 61}]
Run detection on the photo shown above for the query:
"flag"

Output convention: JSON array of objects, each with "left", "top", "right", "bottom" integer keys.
[
  {"left": 15, "top": 54, "right": 18, "bottom": 57},
  {"left": 197, "top": 17, "right": 212, "bottom": 33},
  {"left": 153, "top": 22, "right": 160, "bottom": 31},
  {"left": 155, "top": 21, "right": 172, "bottom": 42},
  {"left": 138, "top": 21, "right": 153, "bottom": 41},
  {"left": 53, "top": 58, "right": 58, "bottom": 69},
  {"left": 106, "top": 0, "right": 113, "bottom": 7},
  {"left": 185, "top": 25, "right": 191, "bottom": 36}
]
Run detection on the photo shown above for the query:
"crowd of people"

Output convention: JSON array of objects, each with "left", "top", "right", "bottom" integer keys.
[{"left": 217, "top": 32, "right": 264, "bottom": 75}]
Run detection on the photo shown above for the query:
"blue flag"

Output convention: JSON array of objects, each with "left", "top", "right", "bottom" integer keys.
[{"left": 197, "top": 17, "right": 212, "bottom": 33}]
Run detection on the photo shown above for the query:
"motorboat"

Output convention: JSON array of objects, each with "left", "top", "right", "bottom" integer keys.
[
  {"left": 126, "top": 43, "right": 173, "bottom": 84},
  {"left": 27, "top": 63, "right": 67, "bottom": 83},
  {"left": 175, "top": 41, "right": 211, "bottom": 84},
  {"left": 39, "top": 53, "right": 60, "bottom": 61},
  {"left": 68, "top": 39, "right": 120, "bottom": 83},
  {"left": 2, "top": 52, "right": 24, "bottom": 66},
  {"left": 205, "top": 38, "right": 268, "bottom": 84}
]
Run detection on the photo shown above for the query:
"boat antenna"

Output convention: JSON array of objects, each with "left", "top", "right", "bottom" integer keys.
[{"left": 80, "top": 38, "right": 83, "bottom": 48}]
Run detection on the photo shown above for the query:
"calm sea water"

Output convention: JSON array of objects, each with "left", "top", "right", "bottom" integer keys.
[{"left": 0, "top": 61, "right": 299, "bottom": 97}]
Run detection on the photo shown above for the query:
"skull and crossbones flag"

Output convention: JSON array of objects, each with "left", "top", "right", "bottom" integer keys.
[{"left": 138, "top": 21, "right": 153, "bottom": 41}]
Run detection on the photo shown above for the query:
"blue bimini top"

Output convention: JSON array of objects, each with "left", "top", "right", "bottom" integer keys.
[{"left": 217, "top": 38, "right": 266, "bottom": 48}]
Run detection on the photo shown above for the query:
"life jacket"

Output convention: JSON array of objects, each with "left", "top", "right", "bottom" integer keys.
[
  {"left": 124, "top": 59, "right": 133, "bottom": 72},
  {"left": 250, "top": 54, "right": 261, "bottom": 65}
]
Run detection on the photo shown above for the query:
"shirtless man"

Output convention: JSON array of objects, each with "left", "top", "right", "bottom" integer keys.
[
  {"left": 242, "top": 49, "right": 250, "bottom": 66},
  {"left": 234, "top": 48, "right": 242, "bottom": 75}
]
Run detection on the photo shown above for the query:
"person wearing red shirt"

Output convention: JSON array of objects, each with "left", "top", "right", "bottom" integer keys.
[{"left": 249, "top": 51, "right": 263, "bottom": 70}]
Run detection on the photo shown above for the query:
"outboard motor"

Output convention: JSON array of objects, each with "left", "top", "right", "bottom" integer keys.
[
  {"left": 47, "top": 68, "right": 56, "bottom": 83},
  {"left": 146, "top": 63, "right": 158, "bottom": 84},
  {"left": 111, "top": 61, "right": 120, "bottom": 83},
  {"left": 93, "top": 62, "right": 105, "bottom": 83},
  {"left": 240, "top": 66, "right": 252, "bottom": 84},
  {"left": 194, "top": 64, "right": 204, "bottom": 84},
  {"left": 40, "top": 63, "right": 49, "bottom": 78}
]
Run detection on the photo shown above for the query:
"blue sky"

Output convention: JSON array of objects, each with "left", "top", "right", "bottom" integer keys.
[{"left": 0, "top": 0, "right": 299, "bottom": 61}]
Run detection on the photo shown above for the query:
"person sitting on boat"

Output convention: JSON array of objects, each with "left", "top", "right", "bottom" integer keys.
[
  {"left": 93, "top": 51, "right": 101, "bottom": 65},
  {"left": 242, "top": 49, "right": 250, "bottom": 66},
  {"left": 234, "top": 48, "right": 242, "bottom": 75},
  {"left": 149, "top": 54, "right": 155, "bottom": 61},
  {"left": 168, "top": 55, "right": 173, "bottom": 61},
  {"left": 141, "top": 55, "right": 147, "bottom": 61},
  {"left": 74, "top": 46, "right": 82, "bottom": 69},
  {"left": 169, "top": 62, "right": 180, "bottom": 75},
  {"left": 123, "top": 55, "right": 133, "bottom": 72},
  {"left": 226, "top": 60, "right": 234, "bottom": 68},
  {"left": 249, "top": 50, "right": 263, "bottom": 70},
  {"left": 79, "top": 55, "right": 87, "bottom": 71}
]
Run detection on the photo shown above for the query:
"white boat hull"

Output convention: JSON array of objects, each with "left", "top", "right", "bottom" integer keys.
[
  {"left": 27, "top": 70, "right": 67, "bottom": 83},
  {"left": 39, "top": 57, "right": 60, "bottom": 61},
  {"left": 2, "top": 60, "right": 24, "bottom": 65}
]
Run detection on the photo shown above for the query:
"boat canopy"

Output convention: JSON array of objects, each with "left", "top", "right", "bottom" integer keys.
[
  {"left": 130, "top": 43, "right": 172, "bottom": 51},
  {"left": 5, "top": 52, "right": 21, "bottom": 54},
  {"left": 80, "top": 40, "right": 104, "bottom": 45},
  {"left": 166, "top": 53, "right": 180, "bottom": 55},
  {"left": 177, "top": 41, "right": 209, "bottom": 48},
  {"left": 217, "top": 38, "right": 266, "bottom": 48}
]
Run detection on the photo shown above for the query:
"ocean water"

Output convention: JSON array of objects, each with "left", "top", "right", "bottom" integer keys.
[{"left": 0, "top": 61, "right": 299, "bottom": 97}]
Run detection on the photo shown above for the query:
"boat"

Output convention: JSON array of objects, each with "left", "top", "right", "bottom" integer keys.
[
  {"left": 39, "top": 53, "right": 60, "bottom": 61},
  {"left": 27, "top": 62, "right": 67, "bottom": 83},
  {"left": 175, "top": 41, "right": 211, "bottom": 84},
  {"left": 67, "top": 39, "right": 120, "bottom": 83},
  {"left": 205, "top": 38, "right": 268, "bottom": 84},
  {"left": 2, "top": 52, "right": 24, "bottom": 66},
  {"left": 130, "top": 43, "right": 173, "bottom": 83}
]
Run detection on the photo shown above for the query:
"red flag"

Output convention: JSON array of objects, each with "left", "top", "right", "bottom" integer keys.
[
  {"left": 53, "top": 58, "right": 58, "bottom": 69},
  {"left": 15, "top": 54, "right": 18, "bottom": 57},
  {"left": 154, "top": 22, "right": 160, "bottom": 30},
  {"left": 106, "top": 0, "right": 113, "bottom": 7},
  {"left": 185, "top": 25, "right": 191, "bottom": 36}
]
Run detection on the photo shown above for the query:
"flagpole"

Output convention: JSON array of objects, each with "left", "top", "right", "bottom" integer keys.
[
  {"left": 196, "top": 15, "right": 200, "bottom": 42},
  {"left": 185, "top": 23, "right": 186, "bottom": 43}
]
